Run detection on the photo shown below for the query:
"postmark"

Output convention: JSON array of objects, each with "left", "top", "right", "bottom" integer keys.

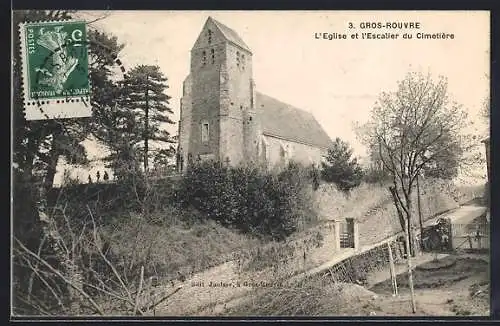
[{"left": 19, "top": 20, "right": 92, "bottom": 120}]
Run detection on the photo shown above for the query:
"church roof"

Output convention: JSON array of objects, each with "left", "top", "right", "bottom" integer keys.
[
  {"left": 256, "top": 92, "right": 333, "bottom": 150},
  {"left": 208, "top": 17, "right": 252, "bottom": 53}
]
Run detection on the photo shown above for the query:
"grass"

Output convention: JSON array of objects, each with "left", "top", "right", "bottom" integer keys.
[
  {"left": 100, "top": 206, "right": 262, "bottom": 283},
  {"left": 99, "top": 178, "right": 484, "bottom": 283}
]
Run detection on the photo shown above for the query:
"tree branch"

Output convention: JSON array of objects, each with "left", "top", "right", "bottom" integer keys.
[
  {"left": 14, "top": 238, "right": 105, "bottom": 315},
  {"left": 87, "top": 206, "right": 135, "bottom": 304}
]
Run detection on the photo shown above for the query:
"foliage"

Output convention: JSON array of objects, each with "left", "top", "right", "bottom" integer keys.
[
  {"left": 104, "top": 64, "right": 176, "bottom": 175},
  {"left": 363, "top": 167, "right": 391, "bottom": 185},
  {"left": 177, "top": 161, "right": 317, "bottom": 241},
  {"left": 358, "top": 71, "right": 474, "bottom": 253},
  {"left": 152, "top": 148, "right": 177, "bottom": 170},
  {"left": 12, "top": 11, "right": 137, "bottom": 316},
  {"left": 321, "top": 137, "right": 364, "bottom": 192},
  {"left": 13, "top": 175, "right": 267, "bottom": 316}
]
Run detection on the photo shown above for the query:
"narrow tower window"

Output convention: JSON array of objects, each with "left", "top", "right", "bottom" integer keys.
[
  {"left": 236, "top": 51, "right": 240, "bottom": 67},
  {"left": 207, "top": 29, "right": 212, "bottom": 44},
  {"left": 202, "top": 50, "right": 207, "bottom": 66},
  {"left": 241, "top": 54, "right": 245, "bottom": 70},
  {"left": 201, "top": 122, "right": 210, "bottom": 142},
  {"left": 211, "top": 48, "right": 215, "bottom": 64}
]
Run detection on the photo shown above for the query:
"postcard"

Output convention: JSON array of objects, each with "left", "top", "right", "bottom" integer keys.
[{"left": 12, "top": 10, "right": 490, "bottom": 318}]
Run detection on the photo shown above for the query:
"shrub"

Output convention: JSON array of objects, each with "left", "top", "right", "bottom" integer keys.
[
  {"left": 321, "top": 138, "right": 364, "bottom": 192},
  {"left": 363, "top": 168, "right": 391, "bottom": 185},
  {"left": 177, "top": 161, "right": 317, "bottom": 240}
]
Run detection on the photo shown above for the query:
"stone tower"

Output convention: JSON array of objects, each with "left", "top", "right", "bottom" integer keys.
[{"left": 178, "top": 17, "right": 260, "bottom": 171}]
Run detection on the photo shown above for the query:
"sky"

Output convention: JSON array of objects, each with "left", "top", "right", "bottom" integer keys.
[{"left": 55, "top": 10, "right": 490, "bottom": 184}]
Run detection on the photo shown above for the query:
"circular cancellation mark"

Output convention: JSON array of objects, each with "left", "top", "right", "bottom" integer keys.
[{"left": 28, "top": 32, "right": 127, "bottom": 120}]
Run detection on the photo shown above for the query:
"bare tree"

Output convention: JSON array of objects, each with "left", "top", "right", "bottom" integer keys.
[{"left": 359, "top": 71, "right": 475, "bottom": 312}]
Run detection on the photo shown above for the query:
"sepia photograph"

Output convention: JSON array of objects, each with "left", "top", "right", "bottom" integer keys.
[{"left": 11, "top": 10, "right": 490, "bottom": 317}]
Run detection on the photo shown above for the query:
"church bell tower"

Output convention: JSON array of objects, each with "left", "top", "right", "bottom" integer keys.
[{"left": 178, "top": 17, "right": 260, "bottom": 171}]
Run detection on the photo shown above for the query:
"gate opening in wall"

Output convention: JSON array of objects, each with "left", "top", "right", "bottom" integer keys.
[{"left": 340, "top": 218, "right": 355, "bottom": 249}]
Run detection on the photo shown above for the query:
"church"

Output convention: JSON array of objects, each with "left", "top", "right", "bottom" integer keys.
[{"left": 177, "top": 17, "right": 333, "bottom": 172}]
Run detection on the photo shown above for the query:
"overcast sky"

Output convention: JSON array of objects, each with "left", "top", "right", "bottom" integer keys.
[{"left": 57, "top": 10, "right": 489, "bottom": 183}]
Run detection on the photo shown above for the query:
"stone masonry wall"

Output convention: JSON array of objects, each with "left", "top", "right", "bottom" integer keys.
[
  {"left": 313, "top": 180, "right": 481, "bottom": 248},
  {"left": 218, "top": 43, "right": 254, "bottom": 165},
  {"left": 189, "top": 43, "right": 225, "bottom": 161},
  {"left": 355, "top": 181, "right": 471, "bottom": 247},
  {"left": 178, "top": 75, "right": 192, "bottom": 171}
]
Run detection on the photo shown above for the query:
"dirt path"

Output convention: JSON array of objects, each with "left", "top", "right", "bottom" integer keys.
[
  {"left": 367, "top": 253, "right": 490, "bottom": 316},
  {"left": 426, "top": 204, "right": 486, "bottom": 225},
  {"left": 366, "top": 252, "right": 450, "bottom": 287},
  {"left": 150, "top": 261, "right": 245, "bottom": 315},
  {"left": 369, "top": 270, "right": 490, "bottom": 316}
]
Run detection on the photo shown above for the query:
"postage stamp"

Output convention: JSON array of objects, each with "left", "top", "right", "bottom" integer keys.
[{"left": 19, "top": 20, "right": 92, "bottom": 120}]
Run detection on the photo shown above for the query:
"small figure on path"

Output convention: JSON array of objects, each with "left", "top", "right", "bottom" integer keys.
[
  {"left": 96, "top": 171, "right": 101, "bottom": 182},
  {"left": 88, "top": 175, "right": 92, "bottom": 184},
  {"left": 103, "top": 171, "right": 109, "bottom": 181}
]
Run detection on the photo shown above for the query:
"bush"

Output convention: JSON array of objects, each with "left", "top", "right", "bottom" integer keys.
[
  {"left": 177, "top": 161, "right": 317, "bottom": 240},
  {"left": 321, "top": 138, "right": 364, "bottom": 192},
  {"left": 363, "top": 168, "right": 391, "bottom": 185}
]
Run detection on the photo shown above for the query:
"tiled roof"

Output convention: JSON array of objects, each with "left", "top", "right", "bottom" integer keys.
[
  {"left": 256, "top": 92, "right": 333, "bottom": 149},
  {"left": 209, "top": 17, "right": 252, "bottom": 53}
]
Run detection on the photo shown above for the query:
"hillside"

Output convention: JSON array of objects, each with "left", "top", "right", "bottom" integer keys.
[
  {"left": 98, "top": 178, "right": 483, "bottom": 287},
  {"left": 16, "top": 173, "right": 484, "bottom": 316},
  {"left": 109, "top": 179, "right": 484, "bottom": 315}
]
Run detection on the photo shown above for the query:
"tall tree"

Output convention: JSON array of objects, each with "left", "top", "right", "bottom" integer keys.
[
  {"left": 359, "top": 71, "right": 474, "bottom": 312},
  {"left": 109, "top": 64, "right": 176, "bottom": 177},
  {"left": 85, "top": 29, "right": 125, "bottom": 142},
  {"left": 360, "top": 71, "right": 474, "bottom": 238},
  {"left": 321, "top": 137, "right": 363, "bottom": 192}
]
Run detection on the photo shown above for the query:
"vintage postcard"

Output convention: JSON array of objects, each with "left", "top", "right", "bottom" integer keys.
[{"left": 11, "top": 10, "right": 490, "bottom": 318}]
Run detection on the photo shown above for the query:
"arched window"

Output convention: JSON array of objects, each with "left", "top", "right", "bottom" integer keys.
[
  {"left": 211, "top": 48, "right": 215, "bottom": 64},
  {"left": 202, "top": 50, "right": 206, "bottom": 66}
]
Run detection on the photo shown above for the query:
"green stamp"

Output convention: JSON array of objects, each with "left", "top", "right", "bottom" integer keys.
[{"left": 20, "top": 20, "right": 92, "bottom": 120}]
